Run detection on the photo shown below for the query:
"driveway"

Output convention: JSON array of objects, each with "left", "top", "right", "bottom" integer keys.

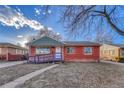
[{"left": 0, "top": 61, "right": 26, "bottom": 68}]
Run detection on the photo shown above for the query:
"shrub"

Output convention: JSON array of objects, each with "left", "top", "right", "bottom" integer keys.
[{"left": 115, "top": 57, "right": 124, "bottom": 63}]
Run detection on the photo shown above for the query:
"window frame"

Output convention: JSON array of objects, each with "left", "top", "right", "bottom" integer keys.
[
  {"left": 66, "top": 47, "right": 75, "bottom": 54},
  {"left": 36, "top": 47, "right": 50, "bottom": 55},
  {"left": 120, "top": 50, "right": 124, "bottom": 57},
  {"left": 84, "top": 47, "right": 93, "bottom": 55}
]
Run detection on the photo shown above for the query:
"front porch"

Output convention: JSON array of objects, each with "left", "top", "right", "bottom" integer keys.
[
  {"left": 27, "top": 36, "right": 64, "bottom": 63},
  {"left": 28, "top": 46, "right": 64, "bottom": 63},
  {"left": 28, "top": 53, "right": 63, "bottom": 63}
]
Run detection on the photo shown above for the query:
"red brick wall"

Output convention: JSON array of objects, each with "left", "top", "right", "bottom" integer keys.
[
  {"left": 30, "top": 46, "right": 36, "bottom": 56},
  {"left": 63, "top": 46, "right": 100, "bottom": 62},
  {"left": 0, "top": 47, "right": 27, "bottom": 61},
  {"left": 29, "top": 46, "right": 100, "bottom": 62},
  {"left": 7, "top": 54, "right": 24, "bottom": 61}
]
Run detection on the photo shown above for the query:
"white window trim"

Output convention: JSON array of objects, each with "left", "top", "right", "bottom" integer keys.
[
  {"left": 84, "top": 47, "right": 93, "bottom": 55},
  {"left": 66, "top": 47, "right": 75, "bottom": 54},
  {"left": 36, "top": 47, "right": 50, "bottom": 55}
]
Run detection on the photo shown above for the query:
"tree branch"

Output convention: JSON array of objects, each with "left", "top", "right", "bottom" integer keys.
[{"left": 104, "top": 13, "right": 124, "bottom": 35}]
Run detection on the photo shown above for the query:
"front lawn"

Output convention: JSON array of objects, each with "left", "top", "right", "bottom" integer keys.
[
  {"left": 0, "top": 63, "right": 51, "bottom": 86},
  {"left": 19, "top": 62, "right": 124, "bottom": 88}
]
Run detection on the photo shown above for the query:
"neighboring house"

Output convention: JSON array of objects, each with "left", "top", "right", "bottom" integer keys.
[
  {"left": 0, "top": 43, "right": 28, "bottom": 61},
  {"left": 100, "top": 44, "right": 124, "bottom": 61},
  {"left": 27, "top": 36, "right": 101, "bottom": 63}
]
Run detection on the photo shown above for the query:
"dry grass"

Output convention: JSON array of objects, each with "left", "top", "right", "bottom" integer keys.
[
  {"left": 19, "top": 62, "right": 124, "bottom": 88},
  {"left": 0, "top": 63, "right": 50, "bottom": 86}
]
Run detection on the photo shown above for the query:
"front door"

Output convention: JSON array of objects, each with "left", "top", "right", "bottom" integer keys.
[{"left": 55, "top": 47, "right": 62, "bottom": 59}]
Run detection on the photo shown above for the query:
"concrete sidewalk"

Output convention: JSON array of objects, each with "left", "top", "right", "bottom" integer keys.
[
  {"left": 0, "top": 61, "right": 26, "bottom": 69},
  {"left": 0, "top": 64, "right": 59, "bottom": 88},
  {"left": 101, "top": 60, "right": 124, "bottom": 66}
]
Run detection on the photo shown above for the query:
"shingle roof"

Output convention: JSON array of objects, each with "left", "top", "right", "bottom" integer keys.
[
  {"left": 113, "top": 44, "right": 124, "bottom": 48},
  {"left": 63, "top": 41, "right": 101, "bottom": 46},
  {"left": 0, "top": 42, "right": 27, "bottom": 50},
  {"left": 102, "top": 43, "right": 124, "bottom": 48},
  {"left": 28, "top": 36, "right": 64, "bottom": 46},
  {"left": 28, "top": 35, "right": 100, "bottom": 47}
]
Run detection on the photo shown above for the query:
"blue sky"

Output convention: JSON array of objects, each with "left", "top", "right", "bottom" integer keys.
[
  {"left": 0, "top": 5, "right": 124, "bottom": 47},
  {"left": 0, "top": 5, "right": 66, "bottom": 46}
]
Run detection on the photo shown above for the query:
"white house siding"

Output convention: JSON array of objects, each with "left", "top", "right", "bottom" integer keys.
[
  {"left": 100, "top": 44, "right": 120, "bottom": 61},
  {"left": 0, "top": 47, "right": 8, "bottom": 55}
]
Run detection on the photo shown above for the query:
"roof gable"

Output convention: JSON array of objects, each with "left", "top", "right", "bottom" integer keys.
[{"left": 28, "top": 36, "right": 64, "bottom": 46}]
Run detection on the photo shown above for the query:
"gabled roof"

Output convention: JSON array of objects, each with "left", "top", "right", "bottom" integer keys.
[
  {"left": 110, "top": 44, "right": 124, "bottom": 48},
  {"left": 114, "top": 44, "right": 124, "bottom": 48},
  {"left": 27, "top": 35, "right": 64, "bottom": 46},
  {"left": 28, "top": 36, "right": 100, "bottom": 47},
  {"left": 63, "top": 41, "right": 101, "bottom": 46},
  {"left": 102, "top": 43, "right": 124, "bottom": 48},
  {"left": 0, "top": 42, "right": 27, "bottom": 50}
]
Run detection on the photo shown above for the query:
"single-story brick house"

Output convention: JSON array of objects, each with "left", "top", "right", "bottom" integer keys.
[
  {"left": 0, "top": 43, "right": 28, "bottom": 61},
  {"left": 27, "top": 36, "right": 101, "bottom": 63},
  {"left": 100, "top": 43, "right": 124, "bottom": 61}
]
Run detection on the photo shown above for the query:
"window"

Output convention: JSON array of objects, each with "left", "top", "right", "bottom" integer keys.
[
  {"left": 109, "top": 50, "right": 111, "bottom": 55},
  {"left": 104, "top": 50, "right": 108, "bottom": 54},
  {"left": 101, "top": 50, "right": 103, "bottom": 55},
  {"left": 67, "top": 47, "right": 74, "bottom": 53},
  {"left": 36, "top": 48, "right": 50, "bottom": 54},
  {"left": 0, "top": 48, "right": 1, "bottom": 54},
  {"left": 112, "top": 50, "right": 115, "bottom": 55},
  {"left": 121, "top": 50, "right": 124, "bottom": 57},
  {"left": 110, "top": 50, "right": 115, "bottom": 55},
  {"left": 84, "top": 47, "right": 92, "bottom": 55}
]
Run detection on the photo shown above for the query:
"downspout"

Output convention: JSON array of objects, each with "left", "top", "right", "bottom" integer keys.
[
  {"left": 62, "top": 45, "right": 64, "bottom": 62},
  {"left": 6, "top": 47, "right": 9, "bottom": 61}
]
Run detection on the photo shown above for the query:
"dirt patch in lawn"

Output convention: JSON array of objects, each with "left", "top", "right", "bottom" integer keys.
[
  {"left": 0, "top": 63, "right": 51, "bottom": 86},
  {"left": 19, "top": 62, "right": 124, "bottom": 88}
]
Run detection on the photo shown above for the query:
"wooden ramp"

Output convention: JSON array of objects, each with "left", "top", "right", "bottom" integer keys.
[{"left": 28, "top": 53, "right": 63, "bottom": 64}]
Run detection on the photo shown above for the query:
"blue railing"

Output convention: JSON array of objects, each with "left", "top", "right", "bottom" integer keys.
[{"left": 28, "top": 53, "right": 63, "bottom": 63}]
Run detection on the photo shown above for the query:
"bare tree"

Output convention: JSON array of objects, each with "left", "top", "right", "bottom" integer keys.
[
  {"left": 28, "top": 26, "right": 62, "bottom": 42},
  {"left": 95, "top": 29, "right": 116, "bottom": 43},
  {"left": 42, "top": 6, "right": 124, "bottom": 42},
  {"left": 60, "top": 6, "right": 124, "bottom": 35}
]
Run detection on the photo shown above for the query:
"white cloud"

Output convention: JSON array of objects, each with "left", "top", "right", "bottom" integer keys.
[
  {"left": 0, "top": 6, "right": 44, "bottom": 30},
  {"left": 16, "top": 35, "right": 29, "bottom": 47},
  {"left": 56, "top": 32, "right": 60, "bottom": 35},
  {"left": 35, "top": 8, "right": 41, "bottom": 15},
  {"left": 42, "top": 12, "right": 46, "bottom": 15},
  {"left": 48, "top": 10, "right": 52, "bottom": 14},
  {"left": 47, "top": 27, "right": 53, "bottom": 31},
  {"left": 17, "top": 35, "right": 23, "bottom": 38},
  {"left": 18, "top": 38, "right": 28, "bottom": 47}
]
